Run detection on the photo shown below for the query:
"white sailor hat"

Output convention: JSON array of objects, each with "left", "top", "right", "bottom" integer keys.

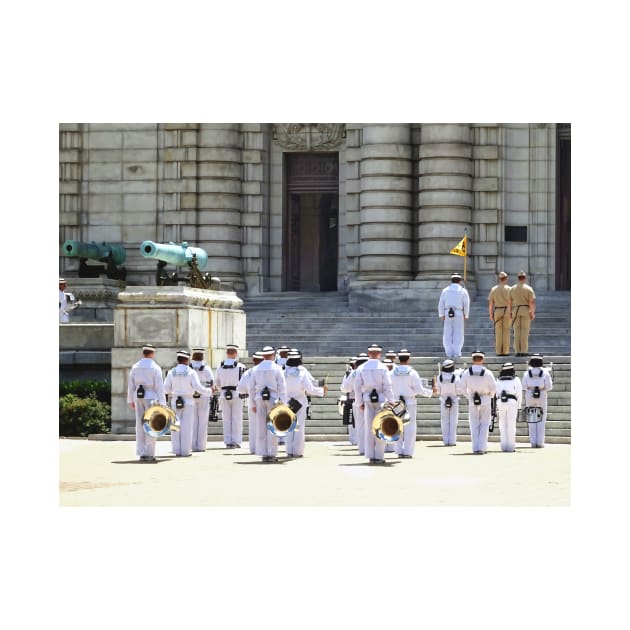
[
  {"left": 398, "top": 348, "right": 411, "bottom": 357},
  {"left": 357, "top": 352, "right": 368, "bottom": 358},
  {"left": 191, "top": 347, "right": 205, "bottom": 354},
  {"left": 253, "top": 351, "right": 265, "bottom": 359},
  {"left": 385, "top": 349, "right": 397, "bottom": 356},
  {"left": 501, "top": 362, "right": 515, "bottom": 370},
  {"left": 471, "top": 350, "right": 485, "bottom": 359},
  {"left": 142, "top": 344, "right": 155, "bottom": 352},
  {"left": 451, "top": 273, "right": 462, "bottom": 281},
  {"left": 441, "top": 359, "right": 455, "bottom": 371},
  {"left": 262, "top": 345, "right": 275, "bottom": 355},
  {"left": 528, "top": 353, "right": 544, "bottom": 366},
  {"left": 277, "top": 345, "right": 290, "bottom": 352},
  {"left": 368, "top": 343, "right": 382, "bottom": 352},
  {"left": 176, "top": 350, "right": 190, "bottom": 359},
  {"left": 59, "top": 278, "right": 66, "bottom": 283},
  {"left": 226, "top": 344, "right": 239, "bottom": 351},
  {"left": 287, "top": 350, "right": 301, "bottom": 357},
  {"left": 383, "top": 358, "right": 393, "bottom": 364}
]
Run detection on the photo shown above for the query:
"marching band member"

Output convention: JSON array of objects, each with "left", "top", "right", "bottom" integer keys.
[
  {"left": 275, "top": 345, "right": 290, "bottom": 369},
  {"left": 459, "top": 350, "right": 497, "bottom": 454},
  {"left": 438, "top": 273, "right": 470, "bottom": 359},
  {"left": 237, "top": 351, "right": 264, "bottom": 454},
  {"left": 496, "top": 362, "right": 522, "bottom": 452},
  {"left": 391, "top": 349, "right": 433, "bottom": 459},
  {"left": 248, "top": 346, "right": 287, "bottom": 463},
  {"left": 522, "top": 353, "right": 553, "bottom": 448},
  {"left": 163, "top": 350, "right": 214, "bottom": 457},
  {"left": 340, "top": 357, "right": 357, "bottom": 445},
  {"left": 190, "top": 347, "right": 214, "bottom": 453},
  {"left": 354, "top": 343, "right": 396, "bottom": 465},
  {"left": 284, "top": 351, "right": 327, "bottom": 457},
  {"left": 351, "top": 353, "right": 368, "bottom": 454},
  {"left": 127, "top": 343, "right": 166, "bottom": 462},
  {"left": 214, "top": 344, "right": 246, "bottom": 449},
  {"left": 435, "top": 359, "right": 463, "bottom": 446}
]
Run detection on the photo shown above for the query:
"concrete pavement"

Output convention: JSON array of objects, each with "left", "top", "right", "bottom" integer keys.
[{"left": 59, "top": 438, "right": 570, "bottom": 507}]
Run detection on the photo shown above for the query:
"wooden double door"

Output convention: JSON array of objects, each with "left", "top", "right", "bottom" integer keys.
[{"left": 283, "top": 153, "right": 339, "bottom": 292}]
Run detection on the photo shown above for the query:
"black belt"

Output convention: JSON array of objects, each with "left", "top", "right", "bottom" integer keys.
[
  {"left": 501, "top": 394, "right": 518, "bottom": 401},
  {"left": 221, "top": 386, "right": 237, "bottom": 391}
]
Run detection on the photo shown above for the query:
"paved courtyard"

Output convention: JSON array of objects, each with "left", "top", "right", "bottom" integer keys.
[{"left": 59, "top": 438, "right": 570, "bottom": 507}]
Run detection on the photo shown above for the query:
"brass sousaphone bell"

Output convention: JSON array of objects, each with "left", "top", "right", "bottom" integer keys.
[
  {"left": 371, "top": 400, "right": 410, "bottom": 442},
  {"left": 266, "top": 401, "right": 299, "bottom": 437},
  {"left": 143, "top": 404, "right": 181, "bottom": 438}
]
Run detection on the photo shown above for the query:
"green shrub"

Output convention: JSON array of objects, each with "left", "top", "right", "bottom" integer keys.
[
  {"left": 60, "top": 380, "right": 111, "bottom": 405},
  {"left": 59, "top": 393, "right": 111, "bottom": 437}
]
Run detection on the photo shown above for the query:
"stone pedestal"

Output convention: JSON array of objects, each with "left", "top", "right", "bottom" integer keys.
[
  {"left": 110, "top": 285, "right": 246, "bottom": 433},
  {"left": 63, "top": 277, "right": 126, "bottom": 322}
]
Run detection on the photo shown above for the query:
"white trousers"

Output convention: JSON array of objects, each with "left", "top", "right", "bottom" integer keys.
[
  {"left": 525, "top": 394, "right": 548, "bottom": 447},
  {"left": 171, "top": 401, "right": 194, "bottom": 456},
  {"left": 220, "top": 396, "right": 243, "bottom": 446},
  {"left": 442, "top": 313, "right": 465, "bottom": 358},
  {"left": 134, "top": 398, "right": 156, "bottom": 457},
  {"left": 440, "top": 398, "right": 460, "bottom": 446},
  {"left": 285, "top": 404, "right": 308, "bottom": 456},
  {"left": 395, "top": 398, "right": 418, "bottom": 456},
  {"left": 363, "top": 402, "right": 386, "bottom": 461},
  {"left": 247, "top": 400, "right": 257, "bottom": 453},
  {"left": 497, "top": 400, "right": 518, "bottom": 452},
  {"left": 255, "top": 399, "right": 278, "bottom": 457},
  {"left": 468, "top": 402, "right": 491, "bottom": 453},
  {"left": 191, "top": 396, "right": 210, "bottom": 452},
  {"left": 354, "top": 402, "right": 365, "bottom": 455}
]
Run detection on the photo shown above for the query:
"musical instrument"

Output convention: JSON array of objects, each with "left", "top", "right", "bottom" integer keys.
[
  {"left": 143, "top": 404, "right": 180, "bottom": 438},
  {"left": 371, "top": 400, "right": 410, "bottom": 442},
  {"left": 523, "top": 406, "right": 544, "bottom": 423},
  {"left": 266, "top": 402, "right": 298, "bottom": 437}
]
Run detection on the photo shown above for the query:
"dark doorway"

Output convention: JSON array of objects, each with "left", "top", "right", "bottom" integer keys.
[
  {"left": 556, "top": 124, "right": 571, "bottom": 289},
  {"left": 283, "top": 153, "right": 339, "bottom": 291}
]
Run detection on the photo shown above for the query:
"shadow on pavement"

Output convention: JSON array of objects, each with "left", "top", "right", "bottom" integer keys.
[
  {"left": 111, "top": 458, "right": 174, "bottom": 464},
  {"left": 337, "top": 461, "right": 401, "bottom": 467}
]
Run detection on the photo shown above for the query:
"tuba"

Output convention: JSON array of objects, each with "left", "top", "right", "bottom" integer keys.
[
  {"left": 266, "top": 402, "right": 298, "bottom": 437},
  {"left": 143, "top": 404, "right": 180, "bottom": 438},
  {"left": 371, "top": 400, "right": 410, "bottom": 442}
]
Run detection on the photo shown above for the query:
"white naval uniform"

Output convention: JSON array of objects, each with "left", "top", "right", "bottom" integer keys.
[
  {"left": 435, "top": 369, "right": 464, "bottom": 446},
  {"left": 59, "top": 289, "right": 79, "bottom": 323},
  {"left": 127, "top": 357, "right": 166, "bottom": 458},
  {"left": 390, "top": 364, "right": 433, "bottom": 457},
  {"left": 214, "top": 359, "right": 246, "bottom": 447},
  {"left": 164, "top": 365, "right": 214, "bottom": 456},
  {"left": 496, "top": 375, "right": 523, "bottom": 452},
  {"left": 521, "top": 367, "right": 553, "bottom": 448},
  {"left": 284, "top": 365, "right": 325, "bottom": 457},
  {"left": 248, "top": 360, "right": 287, "bottom": 458},
  {"left": 237, "top": 367, "right": 257, "bottom": 453},
  {"left": 353, "top": 359, "right": 395, "bottom": 461},
  {"left": 459, "top": 364, "right": 497, "bottom": 453},
  {"left": 438, "top": 283, "right": 470, "bottom": 359},
  {"left": 190, "top": 360, "right": 214, "bottom": 452},
  {"left": 340, "top": 369, "right": 357, "bottom": 445}
]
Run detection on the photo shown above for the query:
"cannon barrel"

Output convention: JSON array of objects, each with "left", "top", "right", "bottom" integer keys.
[
  {"left": 140, "top": 241, "right": 208, "bottom": 270},
  {"left": 62, "top": 240, "right": 127, "bottom": 266}
]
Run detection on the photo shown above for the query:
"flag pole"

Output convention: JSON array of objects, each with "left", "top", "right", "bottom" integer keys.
[{"left": 464, "top": 228, "right": 468, "bottom": 283}]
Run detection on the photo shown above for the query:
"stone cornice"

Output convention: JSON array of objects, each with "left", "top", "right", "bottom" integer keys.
[{"left": 117, "top": 286, "right": 244, "bottom": 310}]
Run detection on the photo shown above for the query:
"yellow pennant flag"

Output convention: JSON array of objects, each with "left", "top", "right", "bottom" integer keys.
[{"left": 450, "top": 235, "right": 467, "bottom": 257}]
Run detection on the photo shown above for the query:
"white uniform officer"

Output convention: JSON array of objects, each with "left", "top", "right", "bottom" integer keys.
[
  {"left": 340, "top": 358, "right": 357, "bottom": 445},
  {"left": 237, "top": 351, "right": 264, "bottom": 454},
  {"left": 127, "top": 344, "right": 166, "bottom": 461},
  {"left": 163, "top": 351, "right": 214, "bottom": 457},
  {"left": 354, "top": 343, "right": 396, "bottom": 464},
  {"left": 391, "top": 349, "right": 433, "bottom": 458},
  {"left": 382, "top": 357, "right": 397, "bottom": 452},
  {"left": 214, "top": 344, "right": 246, "bottom": 449},
  {"left": 59, "top": 278, "right": 81, "bottom": 323},
  {"left": 521, "top": 354, "right": 553, "bottom": 448},
  {"left": 435, "top": 359, "right": 464, "bottom": 446},
  {"left": 438, "top": 273, "right": 470, "bottom": 359},
  {"left": 190, "top": 347, "right": 215, "bottom": 453},
  {"left": 248, "top": 346, "right": 287, "bottom": 462},
  {"left": 496, "top": 362, "right": 523, "bottom": 452},
  {"left": 284, "top": 351, "right": 327, "bottom": 457},
  {"left": 350, "top": 353, "right": 368, "bottom": 454},
  {"left": 459, "top": 350, "right": 497, "bottom": 454}
]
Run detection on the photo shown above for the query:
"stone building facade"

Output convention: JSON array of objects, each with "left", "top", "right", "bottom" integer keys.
[{"left": 59, "top": 123, "right": 570, "bottom": 307}]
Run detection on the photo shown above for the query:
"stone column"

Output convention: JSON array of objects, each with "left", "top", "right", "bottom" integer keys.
[
  {"left": 358, "top": 124, "right": 413, "bottom": 280},
  {"left": 195, "top": 124, "right": 243, "bottom": 290},
  {"left": 416, "top": 124, "right": 473, "bottom": 283}
]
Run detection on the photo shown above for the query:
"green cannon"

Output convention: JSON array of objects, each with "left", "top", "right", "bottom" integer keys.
[
  {"left": 61, "top": 240, "right": 127, "bottom": 280},
  {"left": 140, "top": 240, "right": 216, "bottom": 289}
]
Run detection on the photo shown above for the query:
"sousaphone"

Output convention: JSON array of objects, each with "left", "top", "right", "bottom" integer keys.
[
  {"left": 143, "top": 404, "right": 181, "bottom": 438},
  {"left": 266, "top": 401, "right": 298, "bottom": 437},
  {"left": 371, "top": 400, "right": 410, "bottom": 442}
]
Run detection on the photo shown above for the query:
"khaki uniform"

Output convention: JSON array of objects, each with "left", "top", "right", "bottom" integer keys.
[
  {"left": 509, "top": 282, "right": 536, "bottom": 354},
  {"left": 488, "top": 284, "right": 511, "bottom": 354}
]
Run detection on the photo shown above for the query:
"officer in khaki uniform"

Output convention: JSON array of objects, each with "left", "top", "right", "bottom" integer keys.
[
  {"left": 488, "top": 271, "right": 511, "bottom": 356},
  {"left": 508, "top": 271, "right": 536, "bottom": 356}
]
